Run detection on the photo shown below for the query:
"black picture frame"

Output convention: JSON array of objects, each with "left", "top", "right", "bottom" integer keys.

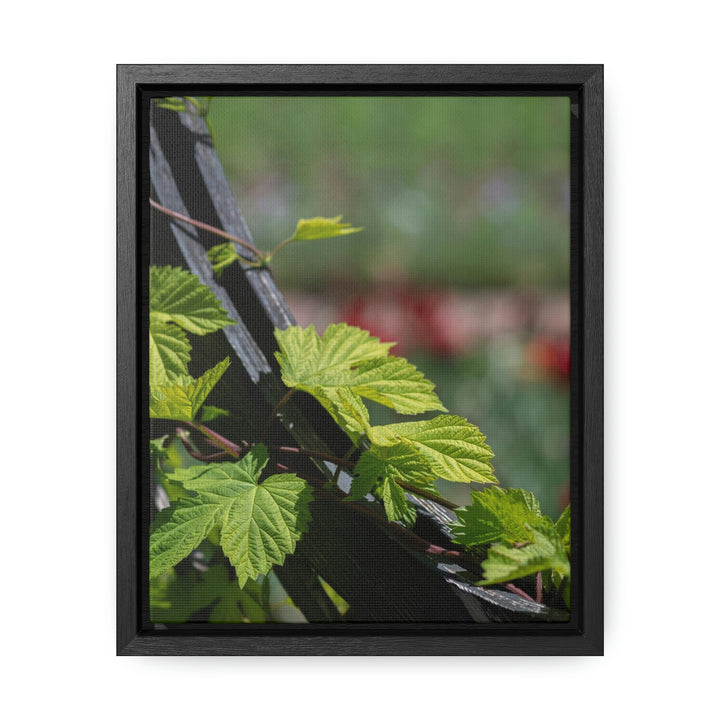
[{"left": 117, "top": 64, "right": 603, "bottom": 656}]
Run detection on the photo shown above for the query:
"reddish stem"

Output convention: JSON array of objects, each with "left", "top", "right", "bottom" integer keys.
[
  {"left": 504, "top": 583, "right": 536, "bottom": 603},
  {"left": 149, "top": 198, "right": 262, "bottom": 260}
]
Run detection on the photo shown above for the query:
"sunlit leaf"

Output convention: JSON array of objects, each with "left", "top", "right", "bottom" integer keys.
[
  {"left": 150, "top": 266, "right": 234, "bottom": 335},
  {"left": 150, "top": 357, "right": 230, "bottom": 422},
  {"left": 150, "top": 445, "right": 313, "bottom": 587},
  {"left": 291, "top": 216, "right": 363, "bottom": 242}
]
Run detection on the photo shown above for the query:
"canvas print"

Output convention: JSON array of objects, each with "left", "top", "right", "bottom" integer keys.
[{"left": 147, "top": 95, "right": 572, "bottom": 624}]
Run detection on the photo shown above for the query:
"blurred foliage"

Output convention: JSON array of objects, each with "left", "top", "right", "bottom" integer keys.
[{"left": 210, "top": 96, "right": 570, "bottom": 290}]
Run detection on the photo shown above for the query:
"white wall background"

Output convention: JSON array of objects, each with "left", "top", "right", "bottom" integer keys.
[{"left": 2, "top": 2, "right": 717, "bottom": 717}]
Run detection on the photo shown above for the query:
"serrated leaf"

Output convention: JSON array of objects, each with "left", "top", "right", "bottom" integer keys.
[
  {"left": 479, "top": 519, "right": 570, "bottom": 586},
  {"left": 367, "top": 414, "right": 496, "bottom": 485},
  {"left": 149, "top": 319, "right": 192, "bottom": 385},
  {"left": 150, "top": 357, "right": 230, "bottom": 422},
  {"left": 333, "top": 356, "right": 446, "bottom": 415},
  {"left": 275, "top": 324, "right": 445, "bottom": 440},
  {"left": 207, "top": 242, "right": 241, "bottom": 277},
  {"left": 150, "top": 497, "right": 224, "bottom": 578},
  {"left": 380, "top": 477, "right": 409, "bottom": 523},
  {"left": 351, "top": 443, "right": 436, "bottom": 500},
  {"left": 150, "top": 266, "right": 235, "bottom": 335},
  {"left": 275, "top": 324, "right": 394, "bottom": 385},
  {"left": 450, "top": 487, "right": 542, "bottom": 547},
  {"left": 291, "top": 216, "right": 363, "bottom": 242},
  {"left": 311, "top": 386, "right": 371, "bottom": 446},
  {"left": 151, "top": 445, "right": 313, "bottom": 587},
  {"left": 200, "top": 405, "right": 230, "bottom": 423},
  {"left": 556, "top": 504, "right": 571, "bottom": 557}
]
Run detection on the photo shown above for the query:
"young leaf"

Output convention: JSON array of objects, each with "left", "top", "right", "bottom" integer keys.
[
  {"left": 555, "top": 504, "right": 571, "bottom": 556},
  {"left": 150, "top": 266, "right": 235, "bottom": 335},
  {"left": 479, "top": 519, "right": 570, "bottom": 586},
  {"left": 275, "top": 323, "right": 394, "bottom": 384},
  {"left": 150, "top": 357, "right": 230, "bottom": 422},
  {"left": 149, "top": 318, "right": 192, "bottom": 385},
  {"left": 450, "top": 487, "right": 542, "bottom": 547},
  {"left": 291, "top": 216, "right": 363, "bottom": 242},
  {"left": 312, "top": 386, "right": 371, "bottom": 446},
  {"left": 367, "top": 415, "right": 496, "bottom": 485},
  {"left": 274, "top": 324, "right": 445, "bottom": 441},
  {"left": 207, "top": 242, "right": 241, "bottom": 277},
  {"left": 200, "top": 405, "right": 230, "bottom": 423},
  {"left": 151, "top": 445, "right": 313, "bottom": 588},
  {"left": 351, "top": 443, "right": 436, "bottom": 500},
  {"left": 380, "top": 477, "right": 409, "bottom": 523},
  {"left": 150, "top": 496, "right": 224, "bottom": 579}
]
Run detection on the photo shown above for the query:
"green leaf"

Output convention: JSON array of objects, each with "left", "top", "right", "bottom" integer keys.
[
  {"left": 275, "top": 324, "right": 445, "bottom": 440},
  {"left": 150, "top": 266, "right": 235, "bottom": 335},
  {"left": 555, "top": 504, "right": 571, "bottom": 556},
  {"left": 150, "top": 357, "right": 230, "bottom": 422},
  {"left": 150, "top": 497, "right": 224, "bottom": 579},
  {"left": 153, "top": 97, "right": 188, "bottom": 112},
  {"left": 367, "top": 415, "right": 496, "bottom": 485},
  {"left": 291, "top": 216, "right": 363, "bottom": 242},
  {"left": 200, "top": 405, "right": 230, "bottom": 423},
  {"left": 149, "top": 319, "right": 192, "bottom": 385},
  {"left": 311, "top": 386, "right": 371, "bottom": 446},
  {"left": 380, "top": 477, "right": 409, "bottom": 523},
  {"left": 207, "top": 242, "right": 241, "bottom": 277},
  {"left": 151, "top": 445, "right": 313, "bottom": 587},
  {"left": 479, "top": 519, "right": 570, "bottom": 586},
  {"left": 351, "top": 443, "right": 436, "bottom": 500},
  {"left": 450, "top": 487, "right": 542, "bottom": 547},
  {"left": 275, "top": 323, "right": 394, "bottom": 384}
]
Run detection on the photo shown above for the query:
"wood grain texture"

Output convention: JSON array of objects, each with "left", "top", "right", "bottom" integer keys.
[{"left": 117, "top": 64, "right": 604, "bottom": 655}]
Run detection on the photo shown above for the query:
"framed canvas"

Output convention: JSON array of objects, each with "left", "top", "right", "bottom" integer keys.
[{"left": 117, "top": 64, "right": 603, "bottom": 655}]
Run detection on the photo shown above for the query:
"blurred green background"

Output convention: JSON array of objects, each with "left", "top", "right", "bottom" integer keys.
[{"left": 209, "top": 96, "right": 570, "bottom": 517}]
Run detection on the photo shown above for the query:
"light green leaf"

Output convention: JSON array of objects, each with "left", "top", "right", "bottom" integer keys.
[
  {"left": 275, "top": 324, "right": 445, "bottom": 440},
  {"left": 291, "top": 216, "right": 363, "bottom": 242},
  {"left": 332, "top": 356, "right": 446, "bottom": 415},
  {"left": 351, "top": 443, "right": 436, "bottom": 500},
  {"left": 153, "top": 445, "right": 313, "bottom": 587},
  {"left": 311, "top": 386, "right": 371, "bottom": 446},
  {"left": 200, "top": 405, "right": 230, "bottom": 423},
  {"left": 149, "top": 319, "right": 192, "bottom": 385},
  {"left": 150, "top": 497, "right": 223, "bottom": 578},
  {"left": 150, "top": 357, "right": 230, "bottom": 422},
  {"left": 450, "top": 487, "right": 542, "bottom": 547},
  {"left": 275, "top": 323, "right": 395, "bottom": 385},
  {"left": 380, "top": 477, "right": 409, "bottom": 523},
  {"left": 555, "top": 504, "right": 571, "bottom": 556},
  {"left": 479, "top": 519, "right": 570, "bottom": 586},
  {"left": 150, "top": 266, "right": 235, "bottom": 335},
  {"left": 367, "top": 414, "right": 496, "bottom": 485},
  {"left": 207, "top": 242, "right": 241, "bottom": 277}
]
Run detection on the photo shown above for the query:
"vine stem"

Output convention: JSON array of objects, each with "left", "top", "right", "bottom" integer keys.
[
  {"left": 149, "top": 198, "right": 263, "bottom": 261},
  {"left": 188, "top": 422, "right": 240, "bottom": 458},
  {"left": 266, "top": 235, "right": 295, "bottom": 262},
  {"left": 504, "top": 583, "right": 536, "bottom": 603},
  {"left": 258, "top": 388, "right": 296, "bottom": 444},
  {"left": 267, "top": 444, "right": 355, "bottom": 468},
  {"left": 267, "top": 443, "right": 460, "bottom": 511},
  {"left": 286, "top": 475, "right": 487, "bottom": 576}
]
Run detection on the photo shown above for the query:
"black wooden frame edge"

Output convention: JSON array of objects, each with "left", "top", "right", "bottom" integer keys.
[{"left": 117, "top": 64, "right": 603, "bottom": 656}]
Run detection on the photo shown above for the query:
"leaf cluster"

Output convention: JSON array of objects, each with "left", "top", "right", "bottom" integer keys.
[{"left": 149, "top": 266, "right": 234, "bottom": 422}]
